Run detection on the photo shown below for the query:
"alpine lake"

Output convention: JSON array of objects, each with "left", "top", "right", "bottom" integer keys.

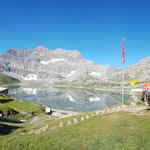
[{"left": 7, "top": 85, "right": 130, "bottom": 112}]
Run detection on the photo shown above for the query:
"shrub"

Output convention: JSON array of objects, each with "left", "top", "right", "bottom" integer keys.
[
  {"left": 136, "top": 100, "right": 146, "bottom": 106},
  {"left": 0, "top": 105, "right": 19, "bottom": 117},
  {"left": 123, "top": 100, "right": 131, "bottom": 105}
]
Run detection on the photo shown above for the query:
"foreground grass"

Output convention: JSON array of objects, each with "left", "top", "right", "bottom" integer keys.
[
  {"left": 0, "top": 94, "right": 44, "bottom": 122},
  {"left": 0, "top": 94, "right": 45, "bottom": 137},
  {"left": 0, "top": 73, "right": 20, "bottom": 85},
  {"left": 0, "top": 95, "right": 43, "bottom": 113},
  {"left": 1, "top": 111, "right": 150, "bottom": 150}
]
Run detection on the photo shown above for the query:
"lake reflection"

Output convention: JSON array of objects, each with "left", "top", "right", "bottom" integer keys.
[{"left": 8, "top": 86, "right": 129, "bottom": 112}]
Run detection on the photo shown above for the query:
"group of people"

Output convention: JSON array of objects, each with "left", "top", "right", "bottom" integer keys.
[{"left": 143, "top": 91, "right": 150, "bottom": 110}]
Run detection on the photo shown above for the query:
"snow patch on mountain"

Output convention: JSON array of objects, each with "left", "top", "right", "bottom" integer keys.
[
  {"left": 67, "top": 70, "right": 77, "bottom": 77},
  {"left": 88, "top": 97, "right": 101, "bottom": 102},
  {"left": 89, "top": 72, "right": 101, "bottom": 76},
  {"left": 40, "top": 58, "right": 66, "bottom": 65},
  {"left": 22, "top": 88, "right": 37, "bottom": 95},
  {"left": 66, "top": 93, "right": 75, "bottom": 102},
  {"left": 39, "top": 54, "right": 44, "bottom": 56},
  {"left": 21, "top": 74, "right": 37, "bottom": 81}
]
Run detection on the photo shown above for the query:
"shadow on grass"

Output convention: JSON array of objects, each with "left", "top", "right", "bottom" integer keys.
[
  {"left": 0, "top": 123, "right": 21, "bottom": 135},
  {"left": 0, "top": 99, "right": 13, "bottom": 103}
]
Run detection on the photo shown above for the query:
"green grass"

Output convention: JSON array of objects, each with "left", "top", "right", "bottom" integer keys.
[
  {"left": 136, "top": 100, "right": 146, "bottom": 106},
  {"left": 53, "top": 80, "right": 121, "bottom": 89},
  {"left": 123, "top": 100, "right": 131, "bottom": 105},
  {"left": 0, "top": 97, "right": 43, "bottom": 113},
  {"left": 0, "top": 104, "right": 19, "bottom": 117},
  {"left": 110, "top": 73, "right": 132, "bottom": 83},
  {"left": 28, "top": 82, "right": 43, "bottom": 87},
  {"left": 53, "top": 75, "right": 122, "bottom": 89},
  {"left": 0, "top": 73, "right": 20, "bottom": 85},
  {"left": 1, "top": 94, "right": 150, "bottom": 150},
  {"left": 0, "top": 94, "right": 44, "bottom": 120},
  {"left": 1, "top": 111, "right": 150, "bottom": 150},
  {"left": 5, "top": 99, "right": 43, "bottom": 113}
]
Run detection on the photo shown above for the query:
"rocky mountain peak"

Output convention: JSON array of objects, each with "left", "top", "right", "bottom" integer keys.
[
  {"left": 105, "top": 65, "right": 117, "bottom": 70},
  {"left": 5, "top": 48, "right": 29, "bottom": 57},
  {"left": 52, "top": 48, "right": 82, "bottom": 60},
  {"left": 137, "top": 56, "right": 150, "bottom": 64},
  {"left": 34, "top": 45, "right": 48, "bottom": 50},
  {"left": 33, "top": 46, "right": 50, "bottom": 53},
  {"left": 0, "top": 46, "right": 118, "bottom": 83}
]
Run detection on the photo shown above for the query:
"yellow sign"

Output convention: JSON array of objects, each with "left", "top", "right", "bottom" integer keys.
[
  {"left": 133, "top": 79, "right": 139, "bottom": 83},
  {"left": 130, "top": 81, "right": 135, "bottom": 85}
]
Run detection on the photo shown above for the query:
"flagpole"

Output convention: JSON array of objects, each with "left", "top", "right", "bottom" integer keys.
[{"left": 122, "top": 62, "right": 124, "bottom": 104}]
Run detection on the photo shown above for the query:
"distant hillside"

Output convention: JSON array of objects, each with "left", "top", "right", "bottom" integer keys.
[
  {"left": 108, "top": 56, "right": 150, "bottom": 87},
  {"left": 0, "top": 73, "right": 20, "bottom": 85}
]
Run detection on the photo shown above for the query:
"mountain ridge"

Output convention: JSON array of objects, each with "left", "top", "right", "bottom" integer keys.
[
  {"left": 0, "top": 46, "right": 117, "bottom": 83},
  {"left": 1, "top": 46, "right": 150, "bottom": 85}
]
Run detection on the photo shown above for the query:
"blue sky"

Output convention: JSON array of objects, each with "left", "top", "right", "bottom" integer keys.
[{"left": 0, "top": 0, "right": 150, "bottom": 68}]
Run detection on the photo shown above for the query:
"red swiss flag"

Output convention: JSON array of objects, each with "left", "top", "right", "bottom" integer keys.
[{"left": 122, "top": 40, "right": 125, "bottom": 63}]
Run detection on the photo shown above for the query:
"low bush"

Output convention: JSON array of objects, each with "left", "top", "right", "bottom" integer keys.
[
  {"left": 136, "top": 100, "right": 146, "bottom": 106},
  {"left": 0, "top": 105, "right": 19, "bottom": 117},
  {"left": 123, "top": 100, "right": 131, "bottom": 105}
]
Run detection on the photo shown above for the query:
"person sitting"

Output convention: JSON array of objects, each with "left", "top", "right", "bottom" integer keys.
[{"left": 45, "top": 107, "right": 54, "bottom": 115}]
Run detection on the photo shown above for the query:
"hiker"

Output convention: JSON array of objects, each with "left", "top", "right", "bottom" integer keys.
[
  {"left": 141, "top": 91, "right": 146, "bottom": 101},
  {"left": 144, "top": 91, "right": 150, "bottom": 110},
  {"left": 144, "top": 92, "right": 148, "bottom": 103},
  {"left": 143, "top": 81, "right": 150, "bottom": 110},
  {"left": 147, "top": 91, "right": 150, "bottom": 110},
  {"left": 144, "top": 92, "right": 147, "bottom": 102}
]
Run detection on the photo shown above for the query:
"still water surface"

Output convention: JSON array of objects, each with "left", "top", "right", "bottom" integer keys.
[{"left": 8, "top": 85, "right": 130, "bottom": 112}]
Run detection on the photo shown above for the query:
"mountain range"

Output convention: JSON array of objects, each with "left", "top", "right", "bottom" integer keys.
[{"left": 0, "top": 46, "right": 149, "bottom": 86}]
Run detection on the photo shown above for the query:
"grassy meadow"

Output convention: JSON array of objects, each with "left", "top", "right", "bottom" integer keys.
[
  {"left": 0, "top": 73, "right": 20, "bottom": 85},
  {"left": 1, "top": 104, "right": 150, "bottom": 150},
  {"left": 0, "top": 93, "right": 150, "bottom": 150}
]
